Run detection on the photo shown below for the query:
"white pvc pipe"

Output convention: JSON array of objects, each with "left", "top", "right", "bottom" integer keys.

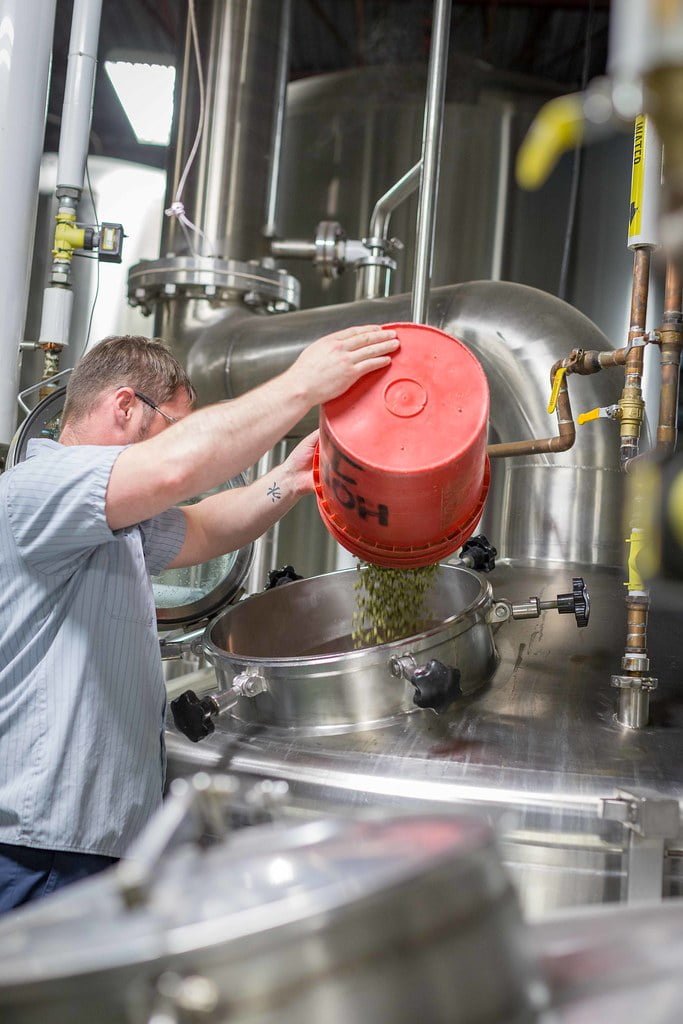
[
  {"left": 0, "top": 0, "right": 57, "bottom": 444},
  {"left": 57, "top": 0, "right": 102, "bottom": 195},
  {"left": 40, "top": 0, "right": 102, "bottom": 350},
  {"left": 38, "top": 288, "right": 74, "bottom": 347}
]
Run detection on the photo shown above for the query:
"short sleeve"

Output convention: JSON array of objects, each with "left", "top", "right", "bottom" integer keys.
[
  {"left": 138, "top": 507, "right": 187, "bottom": 576},
  {"left": 6, "top": 443, "right": 124, "bottom": 575}
]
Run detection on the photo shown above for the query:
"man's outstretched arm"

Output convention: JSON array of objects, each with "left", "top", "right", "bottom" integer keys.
[
  {"left": 105, "top": 325, "right": 398, "bottom": 531},
  {"left": 167, "top": 432, "right": 318, "bottom": 568}
]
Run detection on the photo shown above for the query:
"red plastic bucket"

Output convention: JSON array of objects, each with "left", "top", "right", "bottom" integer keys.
[{"left": 314, "top": 322, "right": 490, "bottom": 568}]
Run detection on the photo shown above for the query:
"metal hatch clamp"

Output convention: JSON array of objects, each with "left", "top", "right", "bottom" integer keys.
[{"left": 490, "top": 578, "right": 591, "bottom": 629}]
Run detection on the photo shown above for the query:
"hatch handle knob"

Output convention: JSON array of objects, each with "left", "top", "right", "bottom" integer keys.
[
  {"left": 265, "top": 564, "right": 304, "bottom": 589},
  {"left": 508, "top": 577, "right": 591, "bottom": 628},
  {"left": 549, "top": 576, "right": 590, "bottom": 627},
  {"left": 459, "top": 534, "right": 497, "bottom": 573},
  {"left": 410, "top": 659, "right": 462, "bottom": 713},
  {"left": 170, "top": 689, "right": 219, "bottom": 743}
]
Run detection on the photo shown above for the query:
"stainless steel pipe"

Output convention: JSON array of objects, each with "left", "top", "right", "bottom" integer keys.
[
  {"left": 370, "top": 162, "right": 423, "bottom": 241},
  {"left": 191, "top": 280, "right": 624, "bottom": 566},
  {"left": 356, "top": 161, "right": 423, "bottom": 301},
  {"left": 156, "top": 0, "right": 290, "bottom": 365},
  {"left": 263, "top": 0, "right": 292, "bottom": 240},
  {"left": 411, "top": 0, "right": 453, "bottom": 324},
  {"left": 162, "top": 0, "right": 287, "bottom": 264}
]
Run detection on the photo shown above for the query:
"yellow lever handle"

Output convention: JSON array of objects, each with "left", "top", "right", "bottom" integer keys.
[
  {"left": 516, "top": 94, "right": 584, "bottom": 191},
  {"left": 547, "top": 367, "right": 567, "bottom": 415},
  {"left": 577, "top": 407, "right": 601, "bottom": 426}
]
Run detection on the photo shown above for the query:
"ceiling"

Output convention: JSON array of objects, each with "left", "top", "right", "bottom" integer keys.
[{"left": 44, "top": 0, "right": 610, "bottom": 170}]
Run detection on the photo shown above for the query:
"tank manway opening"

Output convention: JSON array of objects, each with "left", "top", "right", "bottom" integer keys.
[{"left": 352, "top": 562, "right": 440, "bottom": 648}]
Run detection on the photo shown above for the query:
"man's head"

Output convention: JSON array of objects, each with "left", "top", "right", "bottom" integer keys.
[{"left": 61, "top": 336, "right": 196, "bottom": 445}]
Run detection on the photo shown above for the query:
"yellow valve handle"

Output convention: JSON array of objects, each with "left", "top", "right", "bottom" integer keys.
[
  {"left": 577, "top": 407, "right": 601, "bottom": 426},
  {"left": 625, "top": 528, "right": 645, "bottom": 592},
  {"left": 516, "top": 94, "right": 584, "bottom": 191},
  {"left": 547, "top": 366, "right": 567, "bottom": 415}
]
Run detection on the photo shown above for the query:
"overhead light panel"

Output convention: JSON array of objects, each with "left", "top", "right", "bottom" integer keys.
[{"left": 105, "top": 61, "right": 175, "bottom": 147}]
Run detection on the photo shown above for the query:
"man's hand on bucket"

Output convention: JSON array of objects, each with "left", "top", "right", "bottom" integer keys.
[
  {"left": 292, "top": 325, "right": 399, "bottom": 405},
  {"left": 279, "top": 430, "right": 320, "bottom": 497}
]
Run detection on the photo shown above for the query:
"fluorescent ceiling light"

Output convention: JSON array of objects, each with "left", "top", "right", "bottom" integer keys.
[{"left": 105, "top": 61, "right": 175, "bottom": 146}]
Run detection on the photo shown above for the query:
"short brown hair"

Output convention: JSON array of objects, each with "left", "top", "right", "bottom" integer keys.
[{"left": 62, "top": 335, "right": 196, "bottom": 425}]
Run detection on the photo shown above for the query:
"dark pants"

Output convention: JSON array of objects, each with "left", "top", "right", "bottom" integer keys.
[{"left": 0, "top": 842, "right": 117, "bottom": 914}]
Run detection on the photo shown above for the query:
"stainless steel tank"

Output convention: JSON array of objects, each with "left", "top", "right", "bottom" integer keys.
[
  {"left": 4, "top": 773, "right": 683, "bottom": 1023},
  {"left": 166, "top": 560, "right": 683, "bottom": 917},
  {"left": 278, "top": 62, "right": 648, "bottom": 350},
  {"left": 0, "top": 797, "right": 537, "bottom": 1024}
]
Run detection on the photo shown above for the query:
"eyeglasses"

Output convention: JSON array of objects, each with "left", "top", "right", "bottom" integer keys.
[{"left": 132, "top": 390, "right": 178, "bottom": 425}]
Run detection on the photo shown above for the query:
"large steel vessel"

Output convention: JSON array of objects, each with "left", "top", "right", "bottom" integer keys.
[{"left": 166, "top": 558, "right": 683, "bottom": 917}]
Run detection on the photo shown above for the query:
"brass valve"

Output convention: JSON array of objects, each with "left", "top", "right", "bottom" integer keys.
[{"left": 618, "top": 386, "right": 646, "bottom": 439}]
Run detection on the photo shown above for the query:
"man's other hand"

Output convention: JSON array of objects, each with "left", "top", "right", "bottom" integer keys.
[
  {"left": 282, "top": 430, "right": 320, "bottom": 497},
  {"left": 292, "top": 325, "right": 400, "bottom": 405}
]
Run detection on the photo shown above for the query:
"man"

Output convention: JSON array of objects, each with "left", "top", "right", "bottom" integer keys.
[{"left": 0, "top": 324, "right": 399, "bottom": 911}]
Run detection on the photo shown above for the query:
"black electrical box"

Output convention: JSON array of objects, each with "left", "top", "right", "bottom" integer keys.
[{"left": 98, "top": 223, "right": 124, "bottom": 263}]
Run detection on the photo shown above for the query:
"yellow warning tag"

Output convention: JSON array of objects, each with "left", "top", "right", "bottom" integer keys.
[
  {"left": 628, "top": 115, "right": 646, "bottom": 244},
  {"left": 547, "top": 366, "right": 567, "bottom": 415}
]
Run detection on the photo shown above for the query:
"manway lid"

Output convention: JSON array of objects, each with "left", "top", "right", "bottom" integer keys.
[
  {"left": 7, "top": 386, "right": 253, "bottom": 627},
  {"left": 0, "top": 814, "right": 508, "bottom": 991}
]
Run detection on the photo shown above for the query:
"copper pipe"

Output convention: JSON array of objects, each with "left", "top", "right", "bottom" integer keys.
[
  {"left": 628, "top": 248, "right": 651, "bottom": 345},
  {"left": 488, "top": 361, "right": 575, "bottom": 458},
  {"left": 570, "top": 347, "right": 627, "bottom": 373},
  {"left": 655, "top": 262, "right": 683, "bottom": 455},
  {"left": 618, "top": 250, "right": 651, "bottom": 467},
  {"left": 624, "top": 599, "right": 648, "bottom": 658},
  {"left": 486, "top": 346, "right": 630, "bottom": 459},
  {"left": 664, "top": 260, "right": 683, "bottom": 315}
]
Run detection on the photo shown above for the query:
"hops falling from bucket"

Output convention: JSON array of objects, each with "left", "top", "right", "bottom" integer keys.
[{"left": 352, "top": 562, "right": 439, "bottom": 648}]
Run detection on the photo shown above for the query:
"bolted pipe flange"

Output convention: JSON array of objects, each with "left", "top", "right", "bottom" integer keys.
[
  {"left": 127, "top": 255, "right": 300, "bottom": 315},
  {"left": 313, "top": 220, "right": 346, "bottom": 278}
]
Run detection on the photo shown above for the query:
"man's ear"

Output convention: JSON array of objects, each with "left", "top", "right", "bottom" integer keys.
[{"left": 112, "top": 387, "right": 135, "bottom": 423}]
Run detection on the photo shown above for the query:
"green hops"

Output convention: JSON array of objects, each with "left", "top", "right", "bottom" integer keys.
[{"left": 352, "top": 562, "right": 439, "bottom": 648}]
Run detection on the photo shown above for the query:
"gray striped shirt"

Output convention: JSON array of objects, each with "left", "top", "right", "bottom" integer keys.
[{"left": 0, "top": 439, "right": 186, "bottom": 858}]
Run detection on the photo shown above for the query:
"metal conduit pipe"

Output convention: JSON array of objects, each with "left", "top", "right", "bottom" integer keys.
[
  {"left": 411, "top": 0, "right": 452, "bottom": 324},
  {"left": 262, "top": 0, "right": 292, "bottom": 242},
  {"left": 190, "top": 280, "right": 624, "bottom": 566}
]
